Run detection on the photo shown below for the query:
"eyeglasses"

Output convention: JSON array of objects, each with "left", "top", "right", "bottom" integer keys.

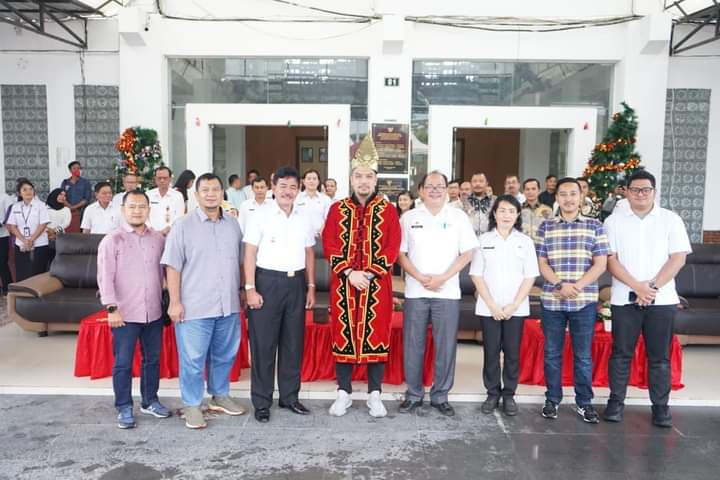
[
  {"left": 423, "top": 185, "right": 447, "bottom": 192},
  {"left": 627, "top": 187, "right": 654, "bottom": 195}
]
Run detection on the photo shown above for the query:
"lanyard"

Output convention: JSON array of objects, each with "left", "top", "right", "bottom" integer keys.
[{"left": 20, "top": 203, "right": 33, "bottom": 228}]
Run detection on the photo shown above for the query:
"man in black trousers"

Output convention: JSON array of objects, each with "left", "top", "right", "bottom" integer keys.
[{"left": 243, "top": 166, "right": 317, "bottom": 423}]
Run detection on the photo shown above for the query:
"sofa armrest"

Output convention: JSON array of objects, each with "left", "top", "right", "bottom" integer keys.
[{"left": 8, "top": 272, "right": 64, "bottom": 298}]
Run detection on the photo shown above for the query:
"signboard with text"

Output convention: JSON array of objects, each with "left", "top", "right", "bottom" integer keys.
[
  {"left": 377, "top": 176, "right": 408, "bottom": 202},
  {"left": 372, "top": 123, "right": 409, "bottom": 175}
]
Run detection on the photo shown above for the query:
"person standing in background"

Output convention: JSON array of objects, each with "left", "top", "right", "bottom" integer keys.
[
  {"left": 60, "top": 161, "right": 92, "bottom": 233},
  {"left": 147, "top": 167, "right": 186, "bottom": 235},
  {"left": 0, "top": 190, "right": 15, "bottom": 294},
  {"left": 6, "top": 179, "right": 50, "bottom": 281}
]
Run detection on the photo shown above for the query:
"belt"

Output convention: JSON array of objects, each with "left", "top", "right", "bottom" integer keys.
[{"left": 256, "top": 267, "right": 305, "bottom": 278}]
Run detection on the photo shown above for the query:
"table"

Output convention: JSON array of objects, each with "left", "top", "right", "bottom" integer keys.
[{"left": 518, "top": 319, "right": 684, "bottom": 390}]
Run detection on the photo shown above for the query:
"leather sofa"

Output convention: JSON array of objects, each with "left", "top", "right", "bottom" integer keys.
[
  {"left": 673, "top": 244, "right": 720, "bottom": 345},
  {"left": 8, "top": 234, "right": 104, "bottom": 336}
]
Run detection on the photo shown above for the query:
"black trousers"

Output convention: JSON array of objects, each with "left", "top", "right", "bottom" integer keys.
[
  {"left": 247, "top": 268, "right": 306, "bottom": 410},
  {"left": 481, "top": 316, "right": 525, "bottom": 398},
  {"left": 336, "top": 362, "right": 385, "bottom": 393},
  {"left": 0, "top": 237, "right": 12, "bottom": 290},
  {"left": 14, "top": 245, "right": 50, "bottom": 282},
  {"left": 609, "top": 304, "right": 676, "bottom": 406}
]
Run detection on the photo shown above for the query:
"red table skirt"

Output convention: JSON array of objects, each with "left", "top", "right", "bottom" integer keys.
[
  {"left": 300, "top": 311, "right": 435, "bottom": 386},
  {"left": 74, "top": 311, "right": 250, "bottom": 380},
  {"left": 518, "top": 319, "right": 684, "bottom": 390}
]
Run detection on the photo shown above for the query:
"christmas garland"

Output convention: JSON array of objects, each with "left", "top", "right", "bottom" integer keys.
[{"left": 114, "top": 127, "right": 164, "bottom": 192}]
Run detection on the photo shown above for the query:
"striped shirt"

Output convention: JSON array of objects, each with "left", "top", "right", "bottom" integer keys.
[{"left": 537, "top": 215, "right": 609, "bottom": 312}]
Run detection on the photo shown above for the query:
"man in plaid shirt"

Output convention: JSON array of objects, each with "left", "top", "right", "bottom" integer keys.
[{"left": 536, "top": 177, "right": 609, "bottom": 423}]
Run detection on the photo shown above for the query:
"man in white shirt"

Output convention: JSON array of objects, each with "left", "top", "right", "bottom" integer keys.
[
  {"left": 239, "top": 169, "right": 259, "bottom": 205},
  {"left": 504, "top": 174, "right": 526, "bottom": 204},
  {"left": 226, "top": 174, "right": 245, "bottom": 211},
  {"left": 81, "top": 182, "right": 118, "bottom": 234},
  {"left": 0, "top": 192, "right": 16, "bottom": 293},
  {"left": 324, "top": 178, "right": 338, "bottom": 201},
  {"left": 147, "top": 166, "right": 186, "bottom": 235},
  {"left": 603, "top": 170, "right": 691, "bottom": 428},
  {"left": 447, "top": 178, "right": 463, "bottom": 208},
  {"left": 111, "top": 173, "right": 138, "bottom": 211},
  {"left": 295, "top": 169, "right": 331, "bottom": 236},
  {"left": 238, "top": 177, "right": 271, "bottom": 234},
  {"left": 398, "top": 170, "right": 479, "bottom": 417}
]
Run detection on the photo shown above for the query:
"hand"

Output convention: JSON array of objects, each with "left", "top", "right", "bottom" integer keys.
[
  {"left": 247, "top": 289, "right": 264, "bottom": 310},
  {"left": 501, "top": 304, "right": 517, "bottom": 319},
  {"left": 633, "top": 281, "right": 658, "bottom": 306},
  {"left": 305, "top": 286, "right": 316, "bottom": 309},
  {"left": 559, "top": 283, "right": 580, "bottom": 299},
  {"left": 47, "top": 228, "right": 56, "bottom": 241},
  {"left": 423, "top": 275, "right": 446, "bottom": 292},
  {"left": 168, "top": 301, "right": 185, "bottom": 323},
  {"left": 416, "top": 273, "right": 432, "bottom": 286},
  {"left": 23, "top": 239, "right": 33, "bottom": 251},
  {"left": 107, "top": 310, "right": 125, "bottom": 328},
  {"left": 161, "top": 226, "right": 171, "bottom": 236},
  {"left": 348, "top": 271, "right": 370, "bottom": 290},
  {"left": 489, "top": 303, "right": 506, "bottom": 321}
]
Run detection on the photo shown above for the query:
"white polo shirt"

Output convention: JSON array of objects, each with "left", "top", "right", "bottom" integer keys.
[
  {"left": 244, "top": 200, "right": 315, "bottom": 272},
  {"left": 295, "top": 190, "right": 331, "bottom": 235},
  {"left": 469, "top": 229, "right": 539, "bottom": 316},
  {"left": 80, "top": 202, "right": 118, "bottom": 234},
  {"left": 604, "top": 204, "right": 691, "bottom": 306},
  {"left": 6, "top": 198, "right": 50, "bottom": 248},
  {"left": 238, "top": 197, "right": 272, "bottom": 234},
  {"left": 147, "top": 188, "right": 185, "bottom": 231},
  {"left": 111, "top": 191, "right": 125, "bottom": 211},
  {"left": 400, "top": 203, "right": 479, "bottom": 299}
]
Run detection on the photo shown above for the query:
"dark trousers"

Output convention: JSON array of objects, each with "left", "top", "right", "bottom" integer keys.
[
  {"left": 111, "top": 319, "right": 163, "bottom": 410},
  {"left": 609, "top": 304, "right": 676, "bottom": 406},
  {"left": 481, "top": 316, "right": 526, "bottom": 398},
  {"left": 247, "top": 268, "right": 306, "bottom": 410},
  {"left": 14, "top": 245, "right": 50, "bottom": 282},
  {"left": 336, "top": 362, "right": 385, "bottom": 393},
  {"left": 0, "top": 237, "right": 12, "bottom": 290}
]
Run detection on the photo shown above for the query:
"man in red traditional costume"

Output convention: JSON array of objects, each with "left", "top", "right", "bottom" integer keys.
[{"left": 322, "top": 134, "right": 401, "bottom": 418}]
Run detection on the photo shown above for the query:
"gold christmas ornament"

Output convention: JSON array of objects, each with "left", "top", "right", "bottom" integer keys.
[{"left": 351, "top": 133, "right": 379, "bottom": 171}]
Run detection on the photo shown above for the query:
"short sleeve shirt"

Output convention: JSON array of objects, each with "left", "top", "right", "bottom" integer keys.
[
  {"left": 7, "top": 198, "right": 50, "bottom": 247},
  {"left": 147, "top": 188, "right": 186, "bottom": 231},
  {"left": 81, "top": 202, "right": 119, "bottom": 234}
]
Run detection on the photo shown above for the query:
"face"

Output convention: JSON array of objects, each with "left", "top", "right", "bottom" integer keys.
[
  {"left": 397, "top": 194, "right": 413, "bottom": 212},
  {"left": 186, "top": 177, "right": 195, "bottom": 189},
  {"left": 524, "top": 181, "right": 540, "bottom": 203},
  {"left": 486, "top": 186, "right": 494, "bottom": 196},
  {"left": 122, "top": 175, "right": 138, "bottom": 192},
  {"left": 57, "top": 191, "right": 66, "bottom": 204},
  {"left": 303, "top": 172, "right": 320, "bottom": 191},
  {"left": 505, "top": 176, "right": 520, "bottom": 195},
  {"left": 350, "top": 167, "right": 377, "bottom": 197},
  {"left": 470, "top": 174, "right": 487, "bottom": 194},
  {"left": 252, "top": 180, "right": 268, "bottom": 199},
  {"left": 195, "top": 178, "right": 223, "bottom": 210},
  {"left": 460, "top": 182, "right": 472, "bottom": 198},
  {"left": 578, "top": 180, "right": 590, "bottom": 197},
  {"left": 494, "top": 200, "right": 519, "bottom": 230},
  {"left": 19, "top": 184, "right": 34, "bottom": 202},
  {"left": 122, "top": 194, "right": 150, "bottom": 227},
  {"left": 614, "top": 185, "right": 626, "bottom": 196},
  {"left": 325, "top": 180, "right": 337, "bottom": 197},
  {"left": 420, "top": 173, "right": 447, "bottom": 208},
  {"left": 96, "top": 186, "right": 113, "bottom": 206},
  {"left": 556, "top": 181, "right": 581, "bottom": 215},
  {"left": 232, "top": 178, "right": 242, "bottom": 189},
  {"left": 626, "top": 179, "right": 655, "bottom": 211},
  {"left": 70, "top": 164, "right": 82, "bottom": 177},
  {"left": 274, "top": 176, "right": 300, "bottom": 208},
  {"left": 447, "top": 183, "right": 460, "bottom": 200},
  {"left": 248, "top": 172, "right": 258, "bottom": 185},
  {"left": 546, "top": 177, "right": 557, "bottom": 192},
  {"left": 154, "top": 169, "right": 171, "bottom": 190}
]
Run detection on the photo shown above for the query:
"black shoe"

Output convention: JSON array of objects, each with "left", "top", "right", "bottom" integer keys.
[
  {"left": 576, "top": 404, "right": 600, "bottom": 424},
  {"left": 480, "top": 396, "right": 499, "bottom": 415},
  {"left": 651, "top": 405, "right": 672, "bottom": 428},
  {"left": 399, "top": 399, "right": 423, "bottom": 414},
  {"left": 541, "top": 400, "right": 558, "bottom": 419},
  {"left": 278, "top": 401, "right": 310, "bottom": 415},
  {"left": 430, "top": 401, "right": 455, "bottom": 417},
  {"left": 603, "top": 399, "right": 624, "bottom": 423},
  {"left": 502, "top": 397, "right": 518, "bottom": 417},
  {"left": 254, "top": 408, "right": 270, "bottom": 423}
]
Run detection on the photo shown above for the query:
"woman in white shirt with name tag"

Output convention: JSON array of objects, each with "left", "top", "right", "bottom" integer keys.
[
  {"left": 6, "top": 179, "right": 51, "bottom": 281},
  {"left": 470, "top": 194, "right": 539, "bottom": 417}
]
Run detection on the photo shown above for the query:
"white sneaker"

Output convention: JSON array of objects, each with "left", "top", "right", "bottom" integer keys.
[
  {"left": 366, "top": 390, "right": 387, "bottom": 418},
  {"left": 329, "top": 390, "right": 352, "bottom": 417}
]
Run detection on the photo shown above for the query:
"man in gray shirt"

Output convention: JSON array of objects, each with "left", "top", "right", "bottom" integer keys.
[{"left": 161, "top": 173, "right": 245, "bottom": 429}]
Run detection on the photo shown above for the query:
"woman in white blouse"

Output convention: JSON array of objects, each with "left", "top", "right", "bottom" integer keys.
[
  {"left": 45, "top": 188, "right": 72, "bottom": 267},
  {"left": 470, "top": 194, "right": 539, "bottom": 417},
  {"left": 6, "top": 179, "right": 51, "bottom": 281}
]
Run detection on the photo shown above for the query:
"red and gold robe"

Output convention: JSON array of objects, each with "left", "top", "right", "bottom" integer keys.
[{"left": 322, "top": 193, "right": 401, "bottom": 364}]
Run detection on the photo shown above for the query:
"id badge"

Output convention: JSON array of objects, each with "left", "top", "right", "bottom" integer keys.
[{"left": 23, "top": 226, "right": 31, "bottom": 238}]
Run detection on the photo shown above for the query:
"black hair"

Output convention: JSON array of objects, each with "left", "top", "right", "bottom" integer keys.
[
  {"left": 505, "top": 174, "right": 519, "bottom": 182},
  {"left": 302, "top": 169, "right": 322, "bottom": 191},
  {"left": 122, "top": 189, "right": 150, "bottom": 205},
  {"left": 488, "top": 194, "right": 523, "bottom": 232},
  {"left": 576, "top": 176, "right": 589, "bottom": 185},
  {"left": 154, "top": 166, "right": 172, "bottom": 177},
  {"left": 46, "top": 188, "right": 65, "bottom": 211},
  {"left": 252, "top": 176, "right": 268, "bottom": 187},
  {"left": 94, "top": 181, "right": 112, "bottom": 194},
  {"left": 228, "top": 174, "right": 240, "bottom": 185},
  {"left": 523, "top": 178, "right": 541, "bottom": 189},
  {"left": 545, "top": 174, "right": 557, "bottom": 181},
  {"left": 273, "top": 166, "right": 300, "bottom": 186},
  {"left": 418, "top": 170, "right": 448, "bottom": 189},
  {"left": 174, "top": 170, "right": 196, "bottom": 201},
  {"left": 16, "top": 178, "right": 34, "bottom": 195},
  {"left": 395, "top": 190, "right": 415, "bottom": 215},
  {"left": 195, "top": 172, "right": 224, "bottom": 190},
  {"left": 627, "top": 169, "right": 656, "bottom": 189},
  {"left": 555, "top": 177, "right": 581, "bottom": 193},
  {"left": 325, "top": 178, "right": 337, "bottom": 186},
  {"left": 448, "top": 178, "right": 461, "bottom": 187},
  {"left": 68, "top": 161, "right": 81, "bottom": 171},
  {"left": 247, "top": 169, "right": 260, "bottom": 181}
]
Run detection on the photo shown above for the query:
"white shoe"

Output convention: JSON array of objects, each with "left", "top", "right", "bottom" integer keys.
[
  {"left": 366, "top": 390, "right": 387, "bottom": 418},
  {"left": 329, "top": 390, "right": 352, "bottom": 417}
]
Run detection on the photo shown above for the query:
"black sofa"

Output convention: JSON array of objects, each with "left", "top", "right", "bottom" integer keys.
[{"left": 673, "top": 244, "right": 720, "bottom": 344}]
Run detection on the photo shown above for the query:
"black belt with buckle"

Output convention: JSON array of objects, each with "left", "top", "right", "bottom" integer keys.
[{"left": 257, "top": 267, "right": 305, "bottom": 278}]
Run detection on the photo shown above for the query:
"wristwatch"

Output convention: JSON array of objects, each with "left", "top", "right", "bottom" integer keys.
[
  {"left": 553, "top": 282, "right": 563, "bottom": 291},
  {"left": 245, "top": 284, "right": 256, "bottom": 290},
  {"left": 106, "top": 305, "right": 118, "bottom": 314},
  {"left": 649, "top": 280, "right": 658, "bottom": 290}
]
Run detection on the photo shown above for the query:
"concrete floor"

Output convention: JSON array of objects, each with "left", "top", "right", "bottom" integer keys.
[{"left": 1, "top": 395, "right": 719, "bottom": 480}]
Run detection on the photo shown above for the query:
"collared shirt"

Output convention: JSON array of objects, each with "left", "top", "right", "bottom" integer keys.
[
  {"left": 400, "top": 204, "right": 479, "bottom": 299},
  {"left": 60, "top": 176, "right": 92, "bottom": 206},
  {"left": 537, "top": 214, "right": 609, "bottom": 311},
  {"left": 97, "top": 223, "right": 165, "bottom": 323},
  {"left": 513, "top": 192, "right": 527, "bottom": 204},
  {"left": 448, "top": 199, "right": 463, "bottom": 209},
  {"left": 161, "top": 208, "right": 243, "bottom": 321},
  {"left": 0, "top": 193, "right": 15, "bottom": 238},
  {"left": 226, "top": 187, "right": 246, "bottom": 211},
  {"left": 521, "top": 201, "right": 553, "bottom": 246},
  {"left": 462, "top": 193, "right": 496, "bottom": 236},
  {"left": 80, "top": 202, "right": 118, "bottom": 234},
  {"left": 244, "top": 200, "right": 315, "bottom": 272},
  {"left": 470, "top": 228, "right": 539, "bottom": 316},
  {"left": 238, "top": 197, "right": 271, "bottom": 234},
  {"left": 6, "top": 198, "right": 50, "bottom": 248},
  {"left": 295, "top": 190, "right": 332, "bottom": 235},
  {"left": 147, "top": 188, "right": 185, "bottom": 231},
  {"left": 605, "top": 204, "right": 691, "bottom": 306}
]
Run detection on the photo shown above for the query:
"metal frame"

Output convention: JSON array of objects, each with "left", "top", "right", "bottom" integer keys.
[
  {"left": 0, "top": 1, "right": 117, "bottom": 48},
  {"left": 666, "top": 1, "right": 720, "bottom": 55}
]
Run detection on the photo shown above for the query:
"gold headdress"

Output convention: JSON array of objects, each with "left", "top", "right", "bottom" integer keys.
[{"left": 351, "top": 134, "right": 379, "bottom": 171}]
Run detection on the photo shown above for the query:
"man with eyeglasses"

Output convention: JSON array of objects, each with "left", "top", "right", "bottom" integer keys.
[
  {"left": 148, "top": 166, "right": 186, "bottom": 235},
  {"left": 602, "top": 170, "right": 691, "bottom": 428},
  {"left": 536, "top": 177, "right": 609, "bottom": 424},
  {"left": 397, "top": 171, "right": 478, "bottom": 417}
]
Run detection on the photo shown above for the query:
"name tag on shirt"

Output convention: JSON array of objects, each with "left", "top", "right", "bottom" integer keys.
[
  {"left": 482, "top": 246, "right": 495, "bottom": 250},
  {"left": 410, "top": 224, "right": 424, "bottom": 229}
]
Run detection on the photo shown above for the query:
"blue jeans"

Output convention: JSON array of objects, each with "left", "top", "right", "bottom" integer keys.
[
  {"left": 111, "top": 319, "right": 163, "bottom": 410},
  {"left": 541, "top": 303, "right": 596, "bottom": 406},
  {"left": 175, "top": 313, "right": 241, "bottom": 407}
]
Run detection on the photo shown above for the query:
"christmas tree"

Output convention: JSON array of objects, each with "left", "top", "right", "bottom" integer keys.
[
  {"left": 114, "top": 126, "right": 164, "bottom": 192},
  {"left": 583, "top": 102, "right": 641, "bottom": 204}
]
